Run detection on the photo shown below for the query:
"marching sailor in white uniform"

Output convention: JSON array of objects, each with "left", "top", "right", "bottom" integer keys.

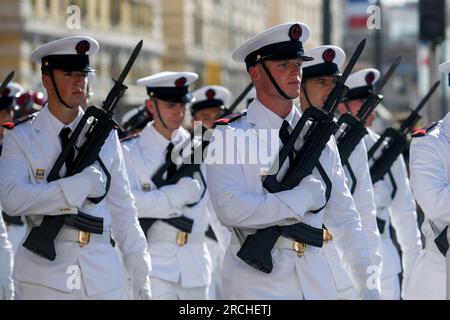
[
  {"left": 0, "top": 36, "right": 152, "bottom": 300},
  {"left": 342, "top": 68, "right": 422, "bottom": 300},
  {"left": 405, "top": 61, "right": 450, "bottom": 300},
  {"left": 300, "top": 45, "right": 382, "bottom": 299},
  {"left": 121, "top": 72, "right": 212, "bottom": 300},
  {"left": 206, "top": 22, "right": 380, "bottom": 300}
]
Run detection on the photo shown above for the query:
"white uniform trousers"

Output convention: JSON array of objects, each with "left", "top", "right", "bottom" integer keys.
[
  {"left": 16, "top": 280, "right": 125, "bottom": 300},
  {"left": 150, "top": 277, "right": 208, "bottom": 300}
]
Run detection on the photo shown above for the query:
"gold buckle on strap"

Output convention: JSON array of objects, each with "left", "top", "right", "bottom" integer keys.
[
  {"left": 176, "top": 232, "right": 188, "bottom": 246},
  {"left": 78, "top": 231, "right": 91, "bottom": 247},
  {"left": 323, "top": 229, "right": 333, "bottom": 243},
  {"left": 293, "top": 241, "right": 306, "bottom": 257}
]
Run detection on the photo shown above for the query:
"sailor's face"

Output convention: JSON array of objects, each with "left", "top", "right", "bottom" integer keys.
[
  {"left": 150, "top": 99, "right": 186, "bottom": 130},
  {"left": 344, "top": 98, "right": 365, "bottom": 117},
  {"left": 301, "top": 75, "right": 338, "bottom": 108},
  {"left": 339, "top": 98, "right": 375, "bottom": 127},
  {"left": 192, "top": 107, "right": 224, "bottom": 129},
  {"left": 261, "top": 58, "right": 303, "bottom": 99},
  {"left": 45, "top": 70, "right": 88, "bottom": 108}
]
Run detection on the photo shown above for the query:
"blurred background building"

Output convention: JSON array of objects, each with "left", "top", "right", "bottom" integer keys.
[
  {"left": 1, "top": 0, "right": 449, "bottom": 126},
  {"left": 0, "top": 0, "right": 344, "bottom": 118}
]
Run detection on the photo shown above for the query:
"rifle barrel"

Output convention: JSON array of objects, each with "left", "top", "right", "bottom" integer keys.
[
  {"left": 117, "top": 40, "right": 143, "bottom": 85},
  {"left": 226, "top": 82, "right": 254, "bottom": 115},
  {"left": 414, "top": 80, "right": 441, "bottom": 115},
  {"left": 0, "top": 71, "right": 14, "bottom": 93},
  {"left": 323, "top": 38, "right": 366, "bottom": 114},
  {"left": 375, "top": 56, "right": 402, "bottom": 92}
]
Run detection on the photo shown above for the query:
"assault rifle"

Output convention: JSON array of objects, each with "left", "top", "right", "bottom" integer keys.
[
  {"left": 368, "top": 80, "right": 441, "bottom": 184},
  {"left": 336, "top": 56, "right": 401, "bottom": 163},
  {"left": 335, "top": 57, "right": 401, "bottom": 193}
]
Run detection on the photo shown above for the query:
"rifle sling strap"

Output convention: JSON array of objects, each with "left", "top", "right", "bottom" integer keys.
[{"left": 87, "top": 157, "right": 111, "bottom": 204}]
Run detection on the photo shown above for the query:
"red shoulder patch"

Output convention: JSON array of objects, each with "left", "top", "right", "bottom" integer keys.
[
  {"left": 214, "top": 112, "right": 246, "bottom": 126},
  {"left": 412, "top": 122, "right": 439, "bottom": 138},
  {"left": 2, "top": 122, "right": 14, "bottom": 129},
  {"left": 3, "top": 113, "right": 36, "bottom": 130}
]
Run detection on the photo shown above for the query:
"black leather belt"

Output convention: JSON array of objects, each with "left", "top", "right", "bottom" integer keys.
[{"left": 64, "top": 211, "right": 103, "bottom": 234}]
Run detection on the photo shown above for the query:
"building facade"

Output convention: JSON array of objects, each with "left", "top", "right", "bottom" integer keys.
[
  {"left": 0, "top": 0, "right": 342, "bottom": 116},
  {"left": 0, "top": 0, "right": 165, "bottom": 115}
]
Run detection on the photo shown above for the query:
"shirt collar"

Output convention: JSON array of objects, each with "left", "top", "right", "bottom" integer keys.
[
  {"left": 248, "top": 98, "right": 299, "bottom": 129},
  {"left": 141, "top": 121, "right": 188, "bottom": 150},
  {"left": 46, "top": 106, "right": 83, "bottom": 134}
]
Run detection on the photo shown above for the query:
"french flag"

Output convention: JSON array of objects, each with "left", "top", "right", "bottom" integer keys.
[{"left": 347, "top": 0, "right": 370, "bottom": 28}]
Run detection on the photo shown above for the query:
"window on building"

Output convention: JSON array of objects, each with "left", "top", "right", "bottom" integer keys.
[
  {"left": 131, "top": 1, "right": 154, "bottom": 31},
  {"left": 111, "top": 0, "right": 121, "bottom": 27},
  {"left": 193, "top": 0, "right": 203, "bottom": 46},
  {"left": 30, "top": 0, "right": 37, "bottom": 11}
]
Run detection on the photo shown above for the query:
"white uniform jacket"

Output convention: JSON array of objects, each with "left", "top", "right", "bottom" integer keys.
[
  {"left": 406, "top": 114, "right": 450, "bottom": 299},
  {"left": 365, "top": 128, "right": 422, "bottom": 282},
  {"left": 322, "top": 138, "right": 382, "bottom": 294},
  {"left": 206, "top": 99, "right": 378, "bottom": 300},
  {"left": 121, "top": 123, "right": 211, "bottom": 288},
  {"left": 2, "top": 218, "right": 26, "bottom": 254},
  {"left": 0, "top": 213, "right": 13, "bottom": 297},
  {"left": 0, "top": 106, "right": 149, "bottom": 296},
  {"left": 1, "top": 144, "right": 27, "bottom": 254}
]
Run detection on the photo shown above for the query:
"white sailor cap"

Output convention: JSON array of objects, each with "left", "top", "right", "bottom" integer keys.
[
  {"left": 190, "top": 85, "right": 231, "bottom": 115},
  {"left": 302, "top": 45, "right": 346, "bottom": 80},
  {"left": 31, "top": 36, "right": 99, "bottom": 72},
  {"left": 1, "top": 82, "right": 25, "bottom": 110},
  {"left": 137, "top": 71, "right": 198, "bottom": 103},
  {"left": 439, "top": 61, "right": 450, "bottom": 86},
  {"left": 232, "top": 22, "right": 313, "bottom": 70},
  {"left": 344, "top": 68, "right": 381, "bottom": 101}
]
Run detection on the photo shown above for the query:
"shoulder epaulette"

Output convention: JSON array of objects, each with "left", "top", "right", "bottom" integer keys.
[
  {"left": 2, "top": 122, "right": 14, "bottom": 130},
  {"left": 412, "top": 122, "right": 439, "bottom": 138},
  {"left": 214, "top": 112, "right": 247, "bottom": 126},
  {"left": 120, "top": 133, "right": 140, "bottom": 143},
  {"left": 2, "top": 114, "right": 36, "bottom": 130}
]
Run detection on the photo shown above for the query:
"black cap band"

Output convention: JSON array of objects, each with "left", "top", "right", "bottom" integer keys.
[
  {"left": 303, "top": 63, "right": 340, "bottom": 80},
  {"left": 191, "top": 99, "right": 225, "bottom": 115},
  {"left": 345, "top": 85, "right": 373, "bottom": 101},
  {"left": 0, "top": 97, "right": 15, "bottom": 110},
  {"left": 245, "top": 41, "right": 313, "bottom": 70},
  {"left": 41, "top": 55, "right": 94, "bottom": 72},
  {"left": 147, "top": 86, "right": 193, "bottom": 103}
]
